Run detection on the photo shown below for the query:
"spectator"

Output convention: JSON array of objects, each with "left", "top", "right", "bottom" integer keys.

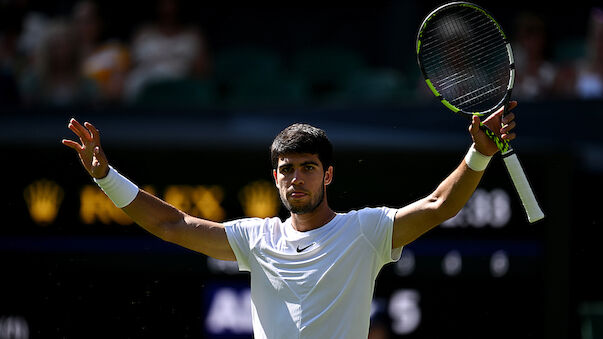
[
  {"left": 16, "top": 11, "right": 49, "bottom": 69},
  {"left": 553, "top": 7, "right": 603, "bottom": 99},
  {"left": 575, "top": 7, "right": 603, "bottom": 98},
  {"left": 19, "top": 20, "right": 99, "bottom": 107},
  {"left": 511, "top": 12, "right": 557, "bottom": 101},
  {"left": 73, "top": 0, "right": 130, "bottom": 103},
  {"left": 123, "top": 0, "right": 210, "bottom": 101}
]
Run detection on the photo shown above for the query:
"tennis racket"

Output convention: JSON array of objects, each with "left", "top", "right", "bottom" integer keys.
[{"left": 416, "top": 2, "right": 544, "bottom": 223}]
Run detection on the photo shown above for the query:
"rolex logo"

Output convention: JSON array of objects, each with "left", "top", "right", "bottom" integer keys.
[
  {"left": 239, "top": 180, "right": 280, "bottom": 218},
  {"left": 24, "top": 179, "right": 64, "bottom": 225}
]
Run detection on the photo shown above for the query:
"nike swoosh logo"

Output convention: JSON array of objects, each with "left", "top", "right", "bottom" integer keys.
[{"left": 296, "top": 243, "right": 315, "bottom": 253}]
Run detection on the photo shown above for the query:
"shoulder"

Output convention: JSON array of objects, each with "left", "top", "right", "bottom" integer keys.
[
  {"left": 224, "top": 216, "right": 283, "bottom": 232},
  {"left": 335, "top": 207, "right": 397, "bottom": 229},
  {"left": 343, "top": 207, "right": 398, "bottom": 236},
  {"left": 347, "top": 206, "right": 397, "bottom": 221},
  {"left": 224, "top": 216, "right": 284, "bottom": 248}
]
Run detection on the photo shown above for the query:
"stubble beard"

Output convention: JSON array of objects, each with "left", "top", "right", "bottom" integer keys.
[{"left": 281, "top": 181, "right": 325, "bottom": 215}]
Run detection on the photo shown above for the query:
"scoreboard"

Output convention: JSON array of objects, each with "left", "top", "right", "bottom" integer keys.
[{"left": 0, "top": 130, "right": 562, "bottom": 338}]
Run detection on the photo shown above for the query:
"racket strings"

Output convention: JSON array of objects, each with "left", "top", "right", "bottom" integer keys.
[
  {"left": 421, "top": 16, "right": 501, "bottom": 61},
  {"left": 419, "top": 6, "right": 510, "bottom": 112},
  {"left": 426, "top": 10, "right": 508, "bottom": 65},
  {"left": 421, "top": 16, "right": 504, "bottom": 69}
]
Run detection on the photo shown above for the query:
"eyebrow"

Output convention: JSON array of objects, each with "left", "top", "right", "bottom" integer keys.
[{"left": 278, "top": 160, "right": 320, "bottom": 169}]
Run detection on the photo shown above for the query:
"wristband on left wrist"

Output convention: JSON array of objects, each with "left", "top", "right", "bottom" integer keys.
[
  {"left": 93, "top": 166, "right": 139, "bottom": 208},
  {"left": 464, "top": 144, "right": 492, "bottom": 171}
]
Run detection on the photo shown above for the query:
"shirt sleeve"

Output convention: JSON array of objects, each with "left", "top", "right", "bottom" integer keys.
[
  {"left": 359, "top": 207, "right": 403, "bottom": 266},
  {"left": 224, "top": 218, "right": 264, "bottom": 272}
]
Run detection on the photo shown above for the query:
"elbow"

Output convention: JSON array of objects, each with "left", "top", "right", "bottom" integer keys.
[
  {"left": 156, "top": 213, "right": 188, "bottom": 244},
  {"left": 440, "top": 201, "right": 462, "bottom": 222},
  {"left": 155, "top": 221, "right": 177, "bottom": 243},
  {"left": 429, "top": 194, "right": 461, "bottom": 224},
  {"left": 439, "top": 205, "right": 461, "bottom": 224}
]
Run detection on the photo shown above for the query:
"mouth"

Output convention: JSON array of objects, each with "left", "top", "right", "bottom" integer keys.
[{"left": 288, "top": 190, "right": 309, "bottom": 199}]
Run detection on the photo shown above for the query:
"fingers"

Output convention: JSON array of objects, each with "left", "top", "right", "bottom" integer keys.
[
  {"left": 502, "top": 112, "right": 514, "bottom": 125},
  {"left": 502, "top": 132, "right": 516, "bottom": 141},
  {"left": 468, "top": 115, "right": 481, "bottom": 135},
  {"left": 84, "top": 122, "right": 101, "bottom": 143},
  {"left": 485, "top": 101, "right": 517, "bottom": 140},
  {"left": 500, "top": 101, "right": 517, "bottom": 134},
  {"left": 507, "top": 100, "right": 518, "bottom": 112},
  {"left": 61, "top": 139, "right": 82, "bottom": 151},
  {"left": 500, "top": 120, "right": 516, "bottom": 134},
  {"left": 492, "top": 101, "right": 518, "bottom": 119},
  {"left": 500, "top": 113, "right": 516, "bottom": 140},
  {"left": 68, "top": 118, "right": 93, "bottom": 142}
]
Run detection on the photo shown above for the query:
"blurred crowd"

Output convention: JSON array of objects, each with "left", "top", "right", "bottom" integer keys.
[
  {"left": 513, "top": 8, "right": 603, "bottom": 101},
  {"left": 0, "top": 0, "right": 209, "bottom": 109},
  {"left": 0, "top": 1, "right": 602, "bottom": 110}
]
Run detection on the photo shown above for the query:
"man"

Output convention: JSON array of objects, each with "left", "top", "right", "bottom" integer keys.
[{"left": 62, "top": 102, "right": 517, "bottom": 338}]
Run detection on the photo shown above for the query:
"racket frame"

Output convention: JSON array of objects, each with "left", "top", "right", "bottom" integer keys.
[
  {"left": 415, "top": 1, "right": 544, "bottom": 223},
  {"left": 416, "top": 1, "right": 515, "bottom": 118}
]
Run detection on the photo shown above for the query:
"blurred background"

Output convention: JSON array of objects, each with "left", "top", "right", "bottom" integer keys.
[{"left": 1, "top": 0, "right": 602, "bottom": 338}]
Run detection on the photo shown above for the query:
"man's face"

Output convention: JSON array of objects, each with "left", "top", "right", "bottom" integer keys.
[{"left": 273, "top": 153, "right": 333, "bottom": 215}]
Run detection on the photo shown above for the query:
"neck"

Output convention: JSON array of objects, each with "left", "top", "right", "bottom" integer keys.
[{"left": 290, "top": 200, "right": 336, "bottom": 232}]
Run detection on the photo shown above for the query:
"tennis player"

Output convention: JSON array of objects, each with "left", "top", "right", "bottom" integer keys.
[{"left": 62, "top": 102, "right": 517, "bottom": 338}]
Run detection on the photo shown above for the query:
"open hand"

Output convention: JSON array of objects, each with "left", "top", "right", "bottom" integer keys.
[
  {"left": 469, "top": 101, "right": 517, "bottom": 156},
  {"left": 62, "top": 118, "right": 109, "bottom": 179}
]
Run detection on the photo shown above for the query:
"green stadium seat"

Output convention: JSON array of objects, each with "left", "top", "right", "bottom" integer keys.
[
  {"left": 291, "top": 47, "right": 366, "bottom": 102},
  {"left": 134, "top": 78, "right": 215, "bottom": 109},
  {"left": 553, "top": 38, "right": 586, "bottom": 63},
  {"left": 331, "top": 68, "right": 411, "bottom": 106},
  {"left": 226, "top": 74, "right": 309, "bottom": 108},
  {"left": 213, "top": 46, "right": 282, "bottom": 85}
]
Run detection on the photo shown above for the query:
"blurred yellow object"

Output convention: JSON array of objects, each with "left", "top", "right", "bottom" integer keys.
[
  {"left": 79, "top": 185, "right": 132, "bottom": 225},
  {"left": 239, "top": 180, "right": 280, "bottom": 218},
  {"left": 24, "top": 179, "right": 64, "bottom": 225},
  {"left": 165, "top": 185, "right": 226, "bottom": 222}
]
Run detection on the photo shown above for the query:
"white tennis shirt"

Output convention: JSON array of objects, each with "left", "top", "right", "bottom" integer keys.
[{"left": 224, "top": 207, "right": 403, "bottom": 339}]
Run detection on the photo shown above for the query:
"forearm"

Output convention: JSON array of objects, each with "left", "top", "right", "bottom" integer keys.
[
  {"left": 393, "top": 147, "right": 490, "bottom": 247},
  {"left": 95, "top": 167, "right": 234, "bottom": 260},
  {"left": 124, "top": 189, "right": 235, "bottom": 260},
  {"left": 122, "top": 189, "right": 187, "bottom": 241},
  {"left": 393, "top": 105, "right": 517, "bottom": 247},
  {"left": 429, "top": 160, "right": 484, "bottom": 220},
  {"left": 93, "top": 166, "right": 185, "bottom": 239}
]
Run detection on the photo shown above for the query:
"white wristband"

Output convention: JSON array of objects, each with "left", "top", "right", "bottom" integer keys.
[
  {"left": 464, "top": 144, "right": 492, "bottom": 172},
  {"left": 94, "top": 166, "right": 139, "bottom": 208}
]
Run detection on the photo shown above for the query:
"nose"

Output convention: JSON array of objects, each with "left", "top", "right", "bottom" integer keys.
[{"left": 291, "top": 169, "right": 304, "bottom": 185}]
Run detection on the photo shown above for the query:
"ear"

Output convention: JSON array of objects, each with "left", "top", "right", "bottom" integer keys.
[
  {"left": 324, "top": 166, "right": 334, "bottom": 186},
  {"left": 273, "top": 169, "right": 278, "bottom": 185}
]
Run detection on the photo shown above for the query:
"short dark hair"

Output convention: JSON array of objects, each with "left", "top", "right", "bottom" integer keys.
[{"left": 270, "top": 123, "right": 334, "bottom": 170}]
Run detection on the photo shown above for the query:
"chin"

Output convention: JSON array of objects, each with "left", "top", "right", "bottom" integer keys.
[
  {"left": 287, "top": 204, "right": 312, "bottom": 215},
  {"left": 284, "top": 200, "right": 315, "bottom": 215}
]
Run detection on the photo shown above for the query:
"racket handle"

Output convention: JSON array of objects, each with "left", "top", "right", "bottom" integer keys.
[{"left": 502, "top": 152, "right": 545, "bottom": 223}]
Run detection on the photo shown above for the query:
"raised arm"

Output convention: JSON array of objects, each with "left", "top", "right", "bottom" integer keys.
[
  {"left": 62, "top": 119, "right": 235, "bottom": 261},
  {"left": 392, "top": 102, "right": 518, "bottom": 248}
]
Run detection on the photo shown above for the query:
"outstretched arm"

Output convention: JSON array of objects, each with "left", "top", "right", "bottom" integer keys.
[
  {"left": 62, "top": 119, "right": 236, "bottom": 261},
  {"left": 391, "top": 102, "right": 518, "bottom": 248}
]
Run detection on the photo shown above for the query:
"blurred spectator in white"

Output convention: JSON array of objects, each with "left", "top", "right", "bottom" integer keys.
[
  {"left": 575, "top": 7, "right": 603, "bottom": 98},
  {"left": 73, "top": 0, "right": 130, "bottom": 103},
  {"left": 554, "top": 7, "right": 603, "bottom": 99},
  {"left": 17, "top": 12, "right": 49, "bottom": 67},
  {"left": 124, "top": 0, "right": 210, "bottom": 101},
  {"left": 19, "top": 20, "right": 99, "bottom": 107},
  {"left": 512, "top": 12, "right": 557, "bottom": 101}
]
